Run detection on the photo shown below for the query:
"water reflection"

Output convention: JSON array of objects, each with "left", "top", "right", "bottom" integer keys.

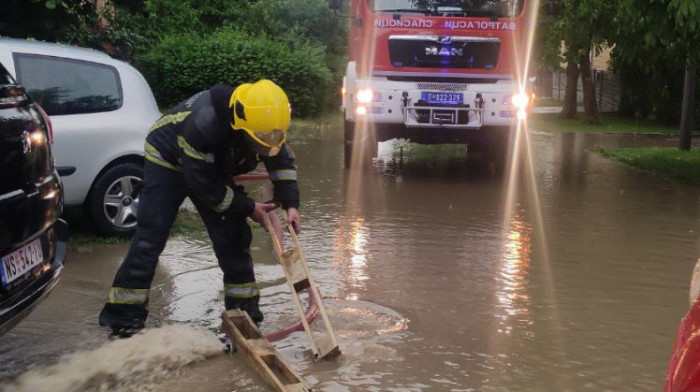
[
  {"left": 348, "top": 218, "right": 369, "bottom": 293},
  {"left": 333, "top": 217, "right": 370, "bottom": 301},
  {"left": 495, "top": 217, "right": 533, "bottom": 335}
]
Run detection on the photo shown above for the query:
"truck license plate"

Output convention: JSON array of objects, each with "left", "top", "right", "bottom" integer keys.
[
  {"left": 421, "top": 92, "right": 463, "bottom": 105},
  {"left": 1, "top": 238, "right": 44, "bottom": 287}
]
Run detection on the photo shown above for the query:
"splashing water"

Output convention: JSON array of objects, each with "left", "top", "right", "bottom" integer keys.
[{"left": 5, "top": 325, "right": 222, "bottom": 392}]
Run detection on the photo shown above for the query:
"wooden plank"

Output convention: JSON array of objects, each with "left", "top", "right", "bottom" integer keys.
[
  {"left": 262, "top": 212, "right": 341, "bottom": 361},
  {"left": 282, "top": 249, "right": 307, "bottom": 287},
  {"left": 221, "top": 309, "right": 311, "bottom": 392},
  {"left": 286, "top": 223, "right": 341, "bottom": 360}
]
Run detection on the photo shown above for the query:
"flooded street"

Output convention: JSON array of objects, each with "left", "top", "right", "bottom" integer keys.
[{"left": 2, "top": 122, "right": 700, "bottom": 391}]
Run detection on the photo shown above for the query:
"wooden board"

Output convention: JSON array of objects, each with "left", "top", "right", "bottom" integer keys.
[
  {"left": 264, "top": 212, "right": 341, "bottom": 361},
  {"left": 221, "top": 309, "right": 311, "bottom": 392}
]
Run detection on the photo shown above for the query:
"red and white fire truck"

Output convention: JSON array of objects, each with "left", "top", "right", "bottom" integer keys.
[{"left": 329, "top": 0, "right": 534, "bottom": 166}]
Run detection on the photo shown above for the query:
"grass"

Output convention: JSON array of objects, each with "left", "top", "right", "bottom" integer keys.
[
  {"left": 533, "top": 98, "right": 563, "bottom": 107},
  {"left": 594, "top": 147, "right": 700, "bottom": 187},
  {"left": 289, "top": 112, "right": 341, "bottom": 131},
  {"left": 529, "top": 112, "right": 682, "bottom": 135},
  {"left": 66, "top": 207, "right": 269, "bottom": 248},
  {"left": 66, "top": 208, "right": 206, "bottom": 249},
  {"left": 288, "top": 111, "right": 342, "bottom": 139}
]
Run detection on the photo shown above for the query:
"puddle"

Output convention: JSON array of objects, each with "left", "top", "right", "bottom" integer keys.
[{"left": 2, "top": 129, "right": 698, "bottom": 391}]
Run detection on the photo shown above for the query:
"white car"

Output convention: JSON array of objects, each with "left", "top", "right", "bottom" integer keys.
[{"left": 0, "top": 38, "right": 160, "bottom": 236}]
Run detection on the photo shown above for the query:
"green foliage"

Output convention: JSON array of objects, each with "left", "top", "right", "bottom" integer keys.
[
  {"left": 235, "top": 0, "right": 347, "bottom": 108},
  {"left": 240, "top": 0, "right": 347, "bottom": 77},
  {"left": 611, "top": 49, "right": 700, "bottom": 127},
  {"left": 610, "top": 0, "right": 700, "bottom": 127},
  {"left": 120, "top": 0, "right": 249, "bottom": 43},
  {"left": 138, "top": 28, "right": 332, "bottom": 117},
  {"left": 42, "top": 0, "right": 60, "bottom": 10},
  {"left": 533, "top": 9, "right": 564, "bottom": 70},
  {"left": 544, "top": 0, "right": 615, "bottom": 64},
  {"left": 668, "top": 0, "right": 700, "bottom": 33},
  {"left": 2, "top": 0, "right": 346, "bottom": 115},
  {"left": 529, "top": 113, "right": 682, "bottom": 135},
  {"left": 0, "top": 0, "right": 86, "bottom": 41},
  {"left": 84, "top": 0, "right": 344, "bottom": 113},
  {"left": 595, "top": 147, "right": 700, "bottom": 187}
]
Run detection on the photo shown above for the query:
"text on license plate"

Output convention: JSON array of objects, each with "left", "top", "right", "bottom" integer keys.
[
  {"left": 421, "top": 92, "right": 463, "bottom": 105},
  {"left": 1, "top": 238, "right": 44, "bottom": 286}
]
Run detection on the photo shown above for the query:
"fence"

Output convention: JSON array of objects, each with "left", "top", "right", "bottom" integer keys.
[{"left": 538, "top": 70, "right": 621, "bottom": 113}]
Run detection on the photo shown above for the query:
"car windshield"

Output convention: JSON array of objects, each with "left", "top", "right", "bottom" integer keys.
[{"left": 371, "top": 0, "right": 524, "bottom": 17}]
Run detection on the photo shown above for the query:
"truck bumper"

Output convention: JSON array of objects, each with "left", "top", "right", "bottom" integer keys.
[{"left": 346, "top": 77, "right": 523, "bottom": 129}]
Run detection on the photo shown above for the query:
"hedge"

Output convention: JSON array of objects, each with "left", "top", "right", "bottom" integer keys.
[{"left": 137, "top": 28, "right": 332, "bottom": 117}]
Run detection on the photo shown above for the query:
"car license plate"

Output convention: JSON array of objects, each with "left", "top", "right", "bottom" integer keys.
[
  {"left": 421, "top": 92, "right": 463, "bottom": 105},
  {"left": 1, "top": 238, "right": 44, "bottom": 287}
]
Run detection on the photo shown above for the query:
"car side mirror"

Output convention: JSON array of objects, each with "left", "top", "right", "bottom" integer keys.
[
  {"left": 0, "top": 84, "right": 26, "bottom": 96},
  {"left": 328, "top": 0, "right": 342, "bottom": 10},
  {"left": 0, "top": 85, "right": 28, "bottom": 106},
  {"left": 0, "top": 84, "right": 26, "bottom": 98}
]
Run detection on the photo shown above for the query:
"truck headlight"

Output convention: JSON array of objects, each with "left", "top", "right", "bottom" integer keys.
[
  {"left": 356, "top": 89, "right": 374, "bottom": 103},
  {"left": 511, "top": 92, "right": 530, "bottom": 108}
]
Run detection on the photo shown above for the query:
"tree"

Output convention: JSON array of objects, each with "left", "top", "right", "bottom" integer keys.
[
  {"left": 0, "top": 0, "right": 87, "bottom": 41},
  {"left": 614, "top": 0, "right": 700, "bottom": 150},
  {"left": 669, "top": 0, "right": 700, "bottom": 150},
  {"left": 549, "top": 0, "right": 615, "bottom": 124}
]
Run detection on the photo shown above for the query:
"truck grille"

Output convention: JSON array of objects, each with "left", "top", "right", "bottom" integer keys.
[
  {"left": 389, "top": 35, "right": 500, "bottom": 70},
  {"left": 416, "top": 83, "right": 469, "bottom": 91}
]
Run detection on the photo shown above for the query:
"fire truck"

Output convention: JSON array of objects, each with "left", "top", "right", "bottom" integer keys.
[{"left": 328, "top": 0, "right": 534, "bottom": 167}]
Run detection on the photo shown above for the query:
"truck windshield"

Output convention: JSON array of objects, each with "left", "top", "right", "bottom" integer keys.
[{"left": 371, "top": 0, "right": 524, "bottom": 17}]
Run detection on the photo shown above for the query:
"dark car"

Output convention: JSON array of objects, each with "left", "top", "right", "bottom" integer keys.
[{"left": 0, "top": 62, "right": 67, "bottom": 335}]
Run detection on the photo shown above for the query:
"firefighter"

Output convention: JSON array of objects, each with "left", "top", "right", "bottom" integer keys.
[{"left": 98, "top": 80, "right": 300, "bottom": 338}]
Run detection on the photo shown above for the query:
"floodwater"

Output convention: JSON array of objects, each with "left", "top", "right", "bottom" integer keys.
[{"left": 2, "top": 121, "right": 700, "bottom": 392}]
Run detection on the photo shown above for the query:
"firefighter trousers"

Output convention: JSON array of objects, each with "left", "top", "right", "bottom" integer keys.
[{"left": 98, "top": 161, "right": 262, "bottom": 330}]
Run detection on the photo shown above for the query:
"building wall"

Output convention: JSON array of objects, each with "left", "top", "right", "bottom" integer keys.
[
  {"left": 592, "top": 44, "right": 613, "bottom": 71},
  {"left": 558, "top": 42, "right": 613, "bottom": 71}
]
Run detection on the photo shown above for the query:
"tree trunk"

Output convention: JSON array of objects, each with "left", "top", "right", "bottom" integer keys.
[
  {"left": 579, "top": 51, "right": 600, "bottom": 124},
  {"left": 561, "top": 57, "right": 580, "bottom": 119},
  {"left": 679, "top": 64, "right": 696, "bottom": 151}
]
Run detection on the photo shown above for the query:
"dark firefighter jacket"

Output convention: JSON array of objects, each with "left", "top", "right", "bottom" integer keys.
[{"left": 143, "top": 85, "right": 299, "bottom": 216}]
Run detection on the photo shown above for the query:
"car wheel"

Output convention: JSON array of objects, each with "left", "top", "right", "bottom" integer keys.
[{"left": 88, "top": 162, "right": 143, "bottom": 237}]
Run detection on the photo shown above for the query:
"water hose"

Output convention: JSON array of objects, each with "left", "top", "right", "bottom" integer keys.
[{"left": 265, "top": 289, "right": 321, "bottom": 342}]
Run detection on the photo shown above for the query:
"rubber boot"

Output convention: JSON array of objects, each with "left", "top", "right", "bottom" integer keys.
[
  {"left": 225, "top": 296, "right": 264, "bottom": 325},
  {"left": 107, "top": 320, "right": 145, "bottom": 340}
]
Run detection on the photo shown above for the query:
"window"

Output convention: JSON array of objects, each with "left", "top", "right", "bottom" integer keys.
[{"left": 14, "top": 54, "right": 123, "bottom": 116}]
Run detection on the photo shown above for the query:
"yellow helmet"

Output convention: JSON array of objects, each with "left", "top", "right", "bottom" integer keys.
[{"left": 230, "top": 80, "right": 291, "bottom": 155}]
